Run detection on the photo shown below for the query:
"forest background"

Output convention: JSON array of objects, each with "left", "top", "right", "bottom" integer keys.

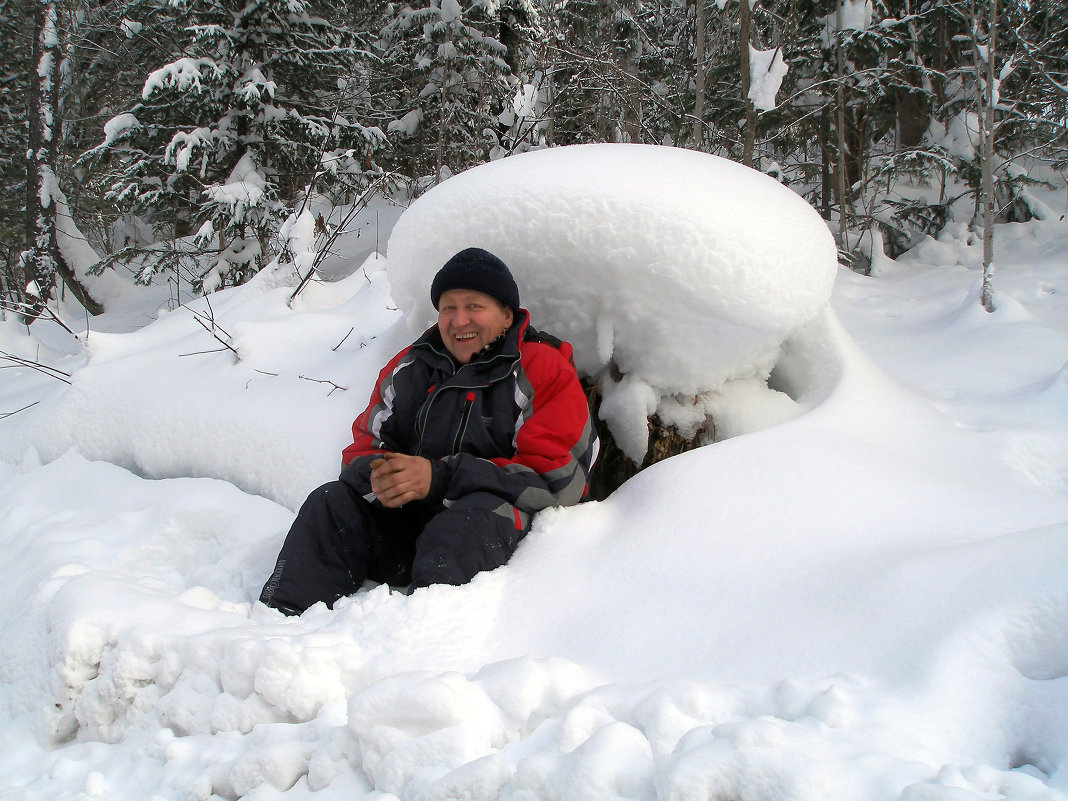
[{"left": 2, "top": 0, "right": 1067, "bottom": 320}]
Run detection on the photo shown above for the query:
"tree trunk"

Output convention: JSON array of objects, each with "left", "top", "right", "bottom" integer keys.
[
  {"left": 980, "top": 0, "right": 997, "bottom": 312},
  {"left": 435, "top": 48, "right": 448, "bottom": 185},
  {"left": 897, "top": 10, "right": 932, "bottom": 149},
  {"left": 739, "top": 0, "right": 755, "bottom": 167},
  {"left": 583, "top": 378, "right": 713, "bottom": 502},
  {"left": 596, "top": 0, "right": 612, "bottom": 142},
  {"left": 545, "top": 66, "right": 557, "bottom": 147},
  {"left": 820, "top": 106, "right": 833, "bottom": 218},
  {"left": 691, "top": 0, "right": 707, "bottom": 149},
  {"left": 23, "top": 0, "right": 102, "bottom": 319},
  {"left": 834, "top": 1, "right": 850, "bottom": 250}
]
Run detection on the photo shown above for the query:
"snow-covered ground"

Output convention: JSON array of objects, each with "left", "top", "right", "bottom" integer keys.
[{"left": 1, "top": 145, "right": 1067, "bottom": 801}]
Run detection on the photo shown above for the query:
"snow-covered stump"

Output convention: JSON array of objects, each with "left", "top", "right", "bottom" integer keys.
[
  {"left": 581, "top": 373, "right": 717, "bottom": 501},
  {"left": 386, "top": 144, "right": 838, "bottom": 495}
]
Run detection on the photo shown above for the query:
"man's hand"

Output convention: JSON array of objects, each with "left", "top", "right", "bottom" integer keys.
[{"left": 370, "top": 452, "right": 433, "bottom": 508}]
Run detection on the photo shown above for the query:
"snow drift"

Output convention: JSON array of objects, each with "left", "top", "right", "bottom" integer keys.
[{"left": 386, "top": 144, "right": 839, "bottom": 460}]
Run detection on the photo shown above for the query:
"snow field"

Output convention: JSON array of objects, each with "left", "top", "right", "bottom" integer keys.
[
  {"left": 0, "top": 146, "right": 1067, "bottom": 800},
  {"left": 0, "top": 260, "right": 408, "bottom": 512}
]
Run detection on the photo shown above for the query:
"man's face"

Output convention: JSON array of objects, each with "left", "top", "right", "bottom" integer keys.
[{"left": 437, "top": 288, "right": 514, "bottom": 364}]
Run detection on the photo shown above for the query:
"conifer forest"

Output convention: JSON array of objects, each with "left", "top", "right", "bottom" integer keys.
[{"left": 3, "top": 0, "right": 1066, "bottom": 315}]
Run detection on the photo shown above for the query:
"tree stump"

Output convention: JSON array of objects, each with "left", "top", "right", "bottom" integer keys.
[{"left": 583, "top": 378, "right": 713, "bottom": 502}]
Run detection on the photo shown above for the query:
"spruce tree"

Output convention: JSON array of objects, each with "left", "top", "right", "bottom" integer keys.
[
  {"left": 378, "top": 0, "right": 514, "bottom": 186},
  {"left": 85, "top": 0, "right": 385, "bottom": 291}
]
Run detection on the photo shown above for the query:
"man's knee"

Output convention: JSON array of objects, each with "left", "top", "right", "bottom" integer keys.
[
  {"left": 259, "top": 480, "right": 374, "bottom": 614},
  {"left": 410, "top": 493, "right": 530, "bottom": 588}
]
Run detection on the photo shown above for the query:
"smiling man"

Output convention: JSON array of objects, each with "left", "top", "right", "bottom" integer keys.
[{"left": 259, "top": 247, "right": 599, "bottom": 615}]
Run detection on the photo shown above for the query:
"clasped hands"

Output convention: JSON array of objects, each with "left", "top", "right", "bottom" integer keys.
[{"left": 370, "top": 452, "right": 433, "bottom": 508}]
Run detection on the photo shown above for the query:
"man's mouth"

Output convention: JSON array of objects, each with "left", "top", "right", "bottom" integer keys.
[{"left": 454, "top": 332, "right": 478, "bottom": 341}]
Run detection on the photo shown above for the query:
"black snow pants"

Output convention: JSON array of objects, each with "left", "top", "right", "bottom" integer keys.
[{"left": 259, "top": 480, "right": 531, "bottom": 615}]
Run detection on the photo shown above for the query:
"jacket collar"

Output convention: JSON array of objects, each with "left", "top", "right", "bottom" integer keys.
[{"left": 415, "top": 309, "right": 530, "bottom": 372}]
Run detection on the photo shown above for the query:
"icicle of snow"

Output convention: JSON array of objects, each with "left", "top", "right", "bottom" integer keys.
[
  {"left": 858, "top": 226, "right": 895, "bottom": 278},
  {"left": 598, "top": 374, "right": 659, "bottom": 463},
  {"left": 596, "top": 316, "right": 614, "bottom": 365},
  {"left": 38, "top": 166, "right": 59, "bottom": 210},
  {"left": 201, "top": 265, "right": 222, "bottom": 293},
  {"left": 165, "top": 127, "right": 213, "bottom": 174}
]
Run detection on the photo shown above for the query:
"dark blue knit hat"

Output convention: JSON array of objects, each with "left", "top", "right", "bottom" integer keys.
[{"left": 431, "top": 247, "right": 521, "bottom": 313}]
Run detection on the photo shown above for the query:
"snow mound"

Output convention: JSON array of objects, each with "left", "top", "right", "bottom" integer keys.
[{"left": 386, "top": 144, "right": 838, "bottom": 459}]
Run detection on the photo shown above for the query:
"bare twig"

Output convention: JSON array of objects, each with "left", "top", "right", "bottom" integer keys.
[
  {"left": 299, "top": 375, "right": 347, "bottom": 395},
  {"left": 182, "top": 295, "right": 235, "bottom": 339},
  {"left": 332, "top": 326, "right": 355, "bottom": 351},
  {"left": 0, "top": 400, "right": 41, "bottom": 419},
  {"left": 0, "top": 351, "right": 73, "bottom": 384},
  {"left": 0, "top": 299, "right": 83, "bottom": 342},
  {"left": 180, "top": 296, "right": 239, "bottom": 358},
  {"left": 192, "top": 316, "right": 239, "bottom": 356},
  {"left": 289, "top": 173, "right": 392, "bottom": 303},
  {"left": 178, "top": 346, "right": 233, "bottom": 357}
]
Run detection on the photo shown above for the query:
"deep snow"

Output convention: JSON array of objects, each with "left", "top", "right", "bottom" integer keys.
[{"left": 1, "top": 145, "right": 1066, "bottom": 801}]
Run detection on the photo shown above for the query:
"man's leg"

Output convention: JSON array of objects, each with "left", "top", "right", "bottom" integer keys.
[
  {"left": 259, "top": 480, "right": 377, "bottom": 615},
  {"left": 409, "top": 492, "right": 531, "bottom": 589}
]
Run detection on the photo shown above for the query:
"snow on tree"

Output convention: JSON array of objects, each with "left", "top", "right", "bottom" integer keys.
[
  {"left": 493, "top": 1, "right": 552, "bottom": 157},
  {"left": 748, "top": 44, "right": 787, "bottom": 112},
  {"left": 20, "top": 0, "right": 102, "bottom": 316},
  {"left": 385, "top": 144, "right": 837, "bottom": 473},
  {"left": 0, "top": 2, "right": 31, "bottom": 310},
  {"left": 379, "top": 0, "right": 514, "bottom": 184},
  {"left": 86, "top": 0, "right": 386, "bottom": 290}
]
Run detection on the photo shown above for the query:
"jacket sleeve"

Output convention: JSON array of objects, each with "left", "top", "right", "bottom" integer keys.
[
  {"left": 338, "top": 346, "right": 422, "bottom": 502},
  {"left": 438, "top": 343, "right": 598, "bottom": 514}
]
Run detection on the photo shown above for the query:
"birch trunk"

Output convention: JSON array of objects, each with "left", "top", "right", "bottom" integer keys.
[{"left": 980, "top": 0, "right": 997, "bottom": 312}]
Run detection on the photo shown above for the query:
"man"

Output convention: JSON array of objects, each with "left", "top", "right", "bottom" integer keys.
[{"left": 260, "top": 247, "right": 598, "bottom": 615}]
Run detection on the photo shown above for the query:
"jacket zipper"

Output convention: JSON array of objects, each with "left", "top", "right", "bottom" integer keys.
[
  {"left": 452, "top": 392, "right": 477, "bottom": 454},
  {"left": 413, "top": 351, "right": 519, "bottom": 453}
]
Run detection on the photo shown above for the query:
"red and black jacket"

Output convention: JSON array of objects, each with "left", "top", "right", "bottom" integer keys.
[{"left": 340, "top": 311, "right": 598, "bottom": 516}]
